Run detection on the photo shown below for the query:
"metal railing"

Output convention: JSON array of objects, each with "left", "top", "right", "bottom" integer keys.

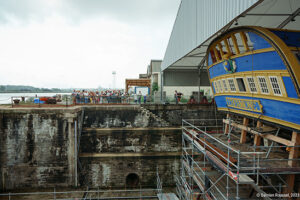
[
  {"left": 0, "top": 188, "right": 159, "bottom": 200},
  {"left": 10, "top": 95, "right": 158, "bottom": 107},
  {"left": 177, "top": 119, "right": 300, "bottom": 200}
]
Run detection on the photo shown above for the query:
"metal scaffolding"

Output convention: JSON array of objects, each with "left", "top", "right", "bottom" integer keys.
[{"left": 176, "top": 119, "right": 300, "bottom": 200}]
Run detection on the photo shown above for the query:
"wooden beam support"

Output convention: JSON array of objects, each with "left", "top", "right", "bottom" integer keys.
[
  {"left": 284, "top": 174, "right": 295, "bottom": 200},
  {"left": 254, "top": 121, "right": 262, "bottom": 146},
  {"left": 240, "top": 117, "right": 249, "bottom": 144},
  {"left": 224, "top": 113, "right": 230, "bottom": 135},
  {"left": 288, "top": 131, "right": 299, "bottom": 167},
  {"left": 223, "top": 119, "right": 294, "bottom": 146}
]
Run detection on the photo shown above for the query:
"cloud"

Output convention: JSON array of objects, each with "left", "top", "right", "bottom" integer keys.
[
  {"left": 0, "top": 0, "right": 180, "bottom": 24},
  {"left": 0, "top": 0, "right": 181, "bottom": 88}
]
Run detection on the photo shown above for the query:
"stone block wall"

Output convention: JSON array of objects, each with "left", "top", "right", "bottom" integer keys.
[
  {"left": 143, "top": 104, "right": 224, "bottom": 126},
  {"left": 0, "top": 108, "right": 80, "bottom": 190},
  {"left": 79, "top": 127, "right": 181, "bottom": 188},
  {"left": 79, "top": 156, "right": 179, "bottom": 188},
  {"left": 80, "top": 128, "right": 181, "bottom": 153}
]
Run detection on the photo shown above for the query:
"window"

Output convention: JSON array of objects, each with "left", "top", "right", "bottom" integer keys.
[
  {"left": 218, "top": 80, "right": 223, "bottom": 92},
  {"left": 247, "top": 77, "right": 257, "bottom": 93},
  {"left": 245, "top": 32, "right": 254, "bottom": 51},
  {"left": 235, "top": 33, "right": 247, "bottom": 54},
  {"left": 236, "top": 78, "right": 246, "bottom": 92},
  {"left": 222, "top": 79, "right": 228, "bottom": 92},
  {"left": 227, "top": 37, "right": 236, "bottom": 55},
  {"left": 228, "top": 78, "right": 236, "bottom": 92},
  {"left": 214, "top": 81, "right": 219, "bottom": 93},
  {"left": 269, "top": 76, "right": 282, "bottom": 95},
  {"left": 258, "top": 76, "right": 269, "bottom": 94}
]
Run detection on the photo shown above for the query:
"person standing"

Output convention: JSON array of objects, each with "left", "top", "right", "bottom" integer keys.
[
  {"left": 174, "top": 90, "right": 183, "bottom": 104},
  {"left": 134, "top": 93, "right": 138, "bottom": 104},
  {"left": 137, "top": 91, "right": 142, "bottom": 104},
  {"left": 174, "top": 90, "right": 178, "bottom": 104},
  {"left": 177, "top": 92, "right": 183, "bottom": 103}
]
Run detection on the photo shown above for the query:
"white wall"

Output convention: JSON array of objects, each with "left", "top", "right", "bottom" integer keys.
[{"left": 163, "top": 86, "right": 212, "bottom": 99}]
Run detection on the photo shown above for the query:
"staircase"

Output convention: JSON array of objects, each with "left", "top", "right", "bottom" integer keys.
[{"left": 140, "top": 106, "right": 169, "bottom": 127}]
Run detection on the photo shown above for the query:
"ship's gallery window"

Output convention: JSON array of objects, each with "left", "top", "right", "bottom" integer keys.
[
  {"left": 222, "top": 79, "right": 228, "bottom": 91},
  {"left": 218, "top": 80, "right": 223, "bottom": 92},
  {"left": 269, "top": 76, "right": 282, "bottom": 95},
  {"left": 247, "top": 77, "right": 257, "bottom": 93},
  {"left": 236, "top": 78, "right": 246, "bottom": 92},
  {"left": 235, "top": 33, "right": 247, "bottom": 54},
  {"left": 214, "top": 81, "right": 219, "bottom": 93},
  {"left": 258, "top": 76, "right": 269, "bottom": 94},
  {"left": 227, "top": 78, "right": 236, "bottom": 92},
  {"left": 227, "top": 37, "right": 236, "bottom": 55}
]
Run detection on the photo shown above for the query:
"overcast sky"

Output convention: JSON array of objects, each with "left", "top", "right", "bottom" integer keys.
[{"left": 0, "top": 0, "right": 180, "bottom": 89}]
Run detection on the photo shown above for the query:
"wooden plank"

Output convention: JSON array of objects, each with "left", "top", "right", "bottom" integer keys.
[
  {"left": 238, "top": 174, "right": 254, "bottom": 184},
  {"left": 223, "top": 119, "right": 294, "bottom": 146},
  {"left": 284, "top": 174, "right": 295, "bottom": 200},
  {"left": 184, "top": 129, "right": 237, "bottom": 164},
  {"left": 157, "top": 193, "right": 179, "bottom": 200},
  {"left": 224, "top": 114, "right": 230, "bottom": 134},
  {"left": 240, "top": 117, "right": 249, "bottom": 144},
  {"left": 288, "top": 131, "right": 299, "bottom": 167}
]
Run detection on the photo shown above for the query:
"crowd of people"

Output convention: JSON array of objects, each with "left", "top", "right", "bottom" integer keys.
[
  {"left": 71, "top": 89, "right": 130, "bottom": 104},
  {"left": 71, "top": 89, "right": 210, "bottom": 105},
  {"left": 71, "top": 89, "right": 150, "bottom": 104}
]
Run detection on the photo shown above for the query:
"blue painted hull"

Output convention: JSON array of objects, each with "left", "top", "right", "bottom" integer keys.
[
  {"left": 215, "top": 95, "right": 300, "bottom": 127},
  {"left": 209, "top": 51, "right": 286, "bottom": 79}
]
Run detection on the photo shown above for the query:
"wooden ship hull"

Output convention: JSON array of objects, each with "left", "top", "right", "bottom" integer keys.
[{"left": 206, "top": 26, "right": 300, "bottom": 130}]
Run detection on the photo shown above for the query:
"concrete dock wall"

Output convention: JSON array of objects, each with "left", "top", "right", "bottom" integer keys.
[
  {"left": 79, "top": 127, "right": 181, "bottom": 188},
  {"left": 0, "top": 104, "right": 220, "bottom": 191},
  {"left": 0, "top": 108, "right": 81, "bottom": 190}
]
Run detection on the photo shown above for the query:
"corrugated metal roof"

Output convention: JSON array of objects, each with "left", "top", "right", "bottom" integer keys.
[
  {"left": 162, "top": 0, "right": 300, "bottom": 71},
  {"left": 161, "top": 0, "right": 259, "bottom": 71}
]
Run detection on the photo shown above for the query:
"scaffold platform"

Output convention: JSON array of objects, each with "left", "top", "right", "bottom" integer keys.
[{"left": 176, "top": 118, "right": 300, "bottom": 200}]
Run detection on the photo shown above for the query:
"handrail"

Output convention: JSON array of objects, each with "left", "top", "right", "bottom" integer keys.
[{"left": 183, "top": 119, "right": 239, "bottom": 154}]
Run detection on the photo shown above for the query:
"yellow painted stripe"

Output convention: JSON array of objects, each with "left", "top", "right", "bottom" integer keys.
[
  {"left": 218, "top": 107, "right": 300, "bottom": 131},
  {"left": 210, "top": 70, "right": 289, "bottom": 81},
  {"left": 214, "top": 93, "right": 300, "bottom": 105}
]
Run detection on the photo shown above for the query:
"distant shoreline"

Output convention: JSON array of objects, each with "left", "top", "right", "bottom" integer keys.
[{"left": 0, "top": 91, "right": 71, "bottom": 93}]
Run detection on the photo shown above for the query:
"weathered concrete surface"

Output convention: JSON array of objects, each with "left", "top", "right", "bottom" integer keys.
[
  {"left": 78, "top": 127, "right": 181, "bottom": 188},
  {"left": 0, "top": 107, "right": 81, "bottom": 190},
  {"left": 80, "top": 128, "right": 181, "bottom": 153},
  {"left": 0, "top": 104, "right": 221, "bottom": 191},
  {"left": 83, "top": 105, "right": 150, "bottom": 128},
  {"left": 143, "top": 104, "right": 224, "bottom": 126},
  {"left": 79, "top": 156, "right": 180, "bottom": 188}
]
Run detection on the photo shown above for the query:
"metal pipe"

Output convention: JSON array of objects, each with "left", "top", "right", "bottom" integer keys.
[{"left": 74, "top": 120, "right": 77, "bottom": 187}]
